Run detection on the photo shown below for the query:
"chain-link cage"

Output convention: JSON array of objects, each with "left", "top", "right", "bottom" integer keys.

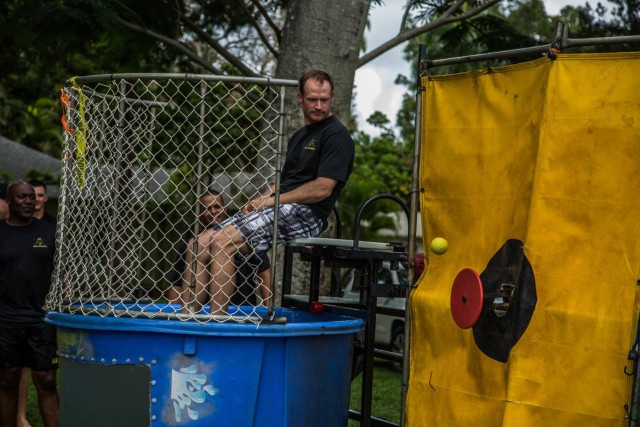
[{"left": 45, "top": 74, "right": 298, "bottom": 324}]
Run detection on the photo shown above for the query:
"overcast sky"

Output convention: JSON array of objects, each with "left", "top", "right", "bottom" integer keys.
[{"left": 353, "top": 0, "right": 590, "bottom": 136}]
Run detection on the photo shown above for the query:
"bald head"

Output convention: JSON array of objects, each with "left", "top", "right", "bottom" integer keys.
[{"left": 6, "top": 180, "right": 35, "bottom": 225}]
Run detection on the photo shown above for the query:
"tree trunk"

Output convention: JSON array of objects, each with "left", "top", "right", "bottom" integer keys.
[{"left": 276, "top": 0, "right": 371, "bottom": 134}]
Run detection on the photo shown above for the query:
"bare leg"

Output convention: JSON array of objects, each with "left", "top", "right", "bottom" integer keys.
[
  {"left": 180, "top": 237, "right": 200, "bottom": 313},
  {"left": 0, "top": 367, "right": 21, "bottom": 427},
  {"left": 180, "top": 234, "right": 212, "bottom": 314},
  {"left": 165, "top": 286, "right": 179, "bottom": 305},
  {"left": 208, "top": 226, "right": 245, "bottom": 315},
  {"left": 31, "top": 369, "right": 58, "bottom": 427},
  {"left": 208, "top": 245, "right": 236, "bottom": 315},
  {"left": 257, "top": 269, "right": 272, "bottom": 306},
  {"left": 17, "top": 368, "right": 31, "bottom": 427}
]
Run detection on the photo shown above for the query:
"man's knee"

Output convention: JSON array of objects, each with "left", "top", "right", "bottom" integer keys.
[
  {"left": 185, "top": 235, "right": 211, "bottom": 263},
  {"left": 209, "top": 228, "right": 241, "bottom": 255},
  {"left": 0, "top": 368, "right": 21, "bottom": 391},
  {"left": 32, "top": 370, "right": 57, "bottom": 394},
  {"left": 183, "top": 236, "right": 201, "bottom": 256}
]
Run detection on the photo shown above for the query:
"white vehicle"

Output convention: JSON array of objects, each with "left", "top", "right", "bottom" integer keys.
[{"left": 339, "top": 261, "right": 408, "bottom": 371}]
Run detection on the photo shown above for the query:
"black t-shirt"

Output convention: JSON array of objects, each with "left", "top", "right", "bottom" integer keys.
[
  {"left": 40, "top": 212, "right": 57, "bottom": 225},
  {"left": 281, "top": 115, "right": 355, "bottom": 222},
  {"left": 0, "top": 219, "right": 56, "bottom": 324}
]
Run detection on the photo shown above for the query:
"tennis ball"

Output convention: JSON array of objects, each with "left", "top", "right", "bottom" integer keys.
[{"left": 430, "top": 237, "right": 448, "bottom": 255}]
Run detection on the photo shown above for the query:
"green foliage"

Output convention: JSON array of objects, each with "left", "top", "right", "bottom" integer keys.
[
  {"left": 555, "top": 0, "right": 640, "bottom": 51},
  {"left": 339, "top": 117, "right": 413, "bottom": 239},
  {"left": 406, "top": 1, "right": 543, "bottom": 77},
  {"left": 501, "top": 0, "right": 553, "bottom": 40},
  {"left": 0, "top": 0, "right": 182, "bottom": 156},
  {"left": 19, "top": 97, "right": 63, "bottom": 157},
  {"left": 24, "top": 169, "right": 58, "bottom": 183},
  {"left": 393, "top": 0, "right": 640, "bottom": 161},
  {"left": 2, "top": 0, "right": 278, "bottom": 176},
  {"left": 0, "top": 171, "right": 12, "bottom": 182},
  {"left": 0, "top": 87, "right": 63, "bottom": 156}
]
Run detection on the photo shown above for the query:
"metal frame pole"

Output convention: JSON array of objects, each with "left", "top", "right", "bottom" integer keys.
[
  {"left": 400, "top": 43, "right": 427, "bottom": 427},
  {"left": 268, "top": 83, "right": 288, "bottom": 318}
]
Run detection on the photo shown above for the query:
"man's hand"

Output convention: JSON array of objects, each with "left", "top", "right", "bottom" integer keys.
[
  {"left": 242, "top": 196, "right": 273, "bottom": 214},
  {"left": 242, "top": 177, "right": 337, "bottom": 214}
]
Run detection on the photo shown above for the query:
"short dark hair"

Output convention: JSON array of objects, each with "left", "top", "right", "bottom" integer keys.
[
  {"left": 199, "top": 189, "right": 225, "bottom": 206},
  {"left": 29, "top": 180, "right": 47, "bottom": 192},
  {"left": 299, "top": 70, "right": 334, "bottom": 95},
  {"left": 0, "top": 183, "right": 6, "bottom": 199}
]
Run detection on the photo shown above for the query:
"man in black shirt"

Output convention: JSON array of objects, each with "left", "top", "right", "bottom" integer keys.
[
  {"left": 0, "top": 180, "right": 58, "bottom": 427},
  {"left": 29, "top": 180, "right": 56, "bottom": 225},
  {"left": 18, "top": 180, "right": 56, "bottom": 427},
  {"left": 184, "top": 70, "right": 355, "bottom": 315}
]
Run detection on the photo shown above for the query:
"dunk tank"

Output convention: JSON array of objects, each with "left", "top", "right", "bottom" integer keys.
[
  {"left": 406, "top": 44, "right": 640, "bottom": 427},
  {"left": 45, "top": 75, "right": 362, "bottom": 426}
]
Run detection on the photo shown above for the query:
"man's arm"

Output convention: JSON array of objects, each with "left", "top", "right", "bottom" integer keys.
[
  {"left": 262, "top": 184, "right": 276, "bottom": 197},
  {"left": 243, "top": 177, "right": 337, "bottom": 213}
]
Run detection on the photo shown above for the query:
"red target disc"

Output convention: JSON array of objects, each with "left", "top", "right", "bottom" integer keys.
[{"left": 450, "top": 268, "right": 483, "bottom": 329}]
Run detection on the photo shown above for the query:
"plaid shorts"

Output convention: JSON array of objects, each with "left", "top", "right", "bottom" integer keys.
[{"left": 221, "top": 203, "right": 324, "bottom": 252}]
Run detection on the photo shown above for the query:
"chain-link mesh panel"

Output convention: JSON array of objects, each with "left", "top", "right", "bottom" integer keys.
[{"left": 46, "top": 74, "right": 298, "bottom": 324}]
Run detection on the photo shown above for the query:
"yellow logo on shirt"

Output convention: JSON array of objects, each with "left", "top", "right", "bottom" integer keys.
[
  {"left": 304, "top": 139, "right": 317, "bottom": 151},
  {"left": 33, "top": 237, "right": 48, "bottom": 248}
]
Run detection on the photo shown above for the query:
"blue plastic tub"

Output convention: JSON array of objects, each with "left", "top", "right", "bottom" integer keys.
[{"left": 46, "top": 306, "right": 363, "bottom": 427}]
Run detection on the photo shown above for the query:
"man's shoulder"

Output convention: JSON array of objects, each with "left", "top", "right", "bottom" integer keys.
[
  {"left": 320, "top": 115, "right": 348, "bottom": 132},
  {"left": 42, "top": 212, "right": 57, "bottom": 225},
  {"left": 289, "top": 116, "right": 353, "bottom": 150},
  {"left": 310, "top": 116, "right": 351, "bottom": 141}
]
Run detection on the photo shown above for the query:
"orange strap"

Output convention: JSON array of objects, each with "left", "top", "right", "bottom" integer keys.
[{"left": 60, "top": 91, "right": 75, "bottom": 133}]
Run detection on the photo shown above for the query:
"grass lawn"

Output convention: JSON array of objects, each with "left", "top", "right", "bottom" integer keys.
[
  {"left": 24, "top": 374, "right": 43, "bottom": 427},
  {"left": 349, "top": 359, "right": 403, "bottom": 426},
  {"left": 25, "top": 360, "right": 402, "bottom": 427}
]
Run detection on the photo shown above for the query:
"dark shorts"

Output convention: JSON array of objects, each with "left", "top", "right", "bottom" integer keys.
[{"left": 0, "top": 322, "right": 59, "bottom": 371}]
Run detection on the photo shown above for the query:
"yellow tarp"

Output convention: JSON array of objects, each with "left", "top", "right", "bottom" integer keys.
[{"left": 407, "top": 52, "right": 640, "bottom": 426}]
